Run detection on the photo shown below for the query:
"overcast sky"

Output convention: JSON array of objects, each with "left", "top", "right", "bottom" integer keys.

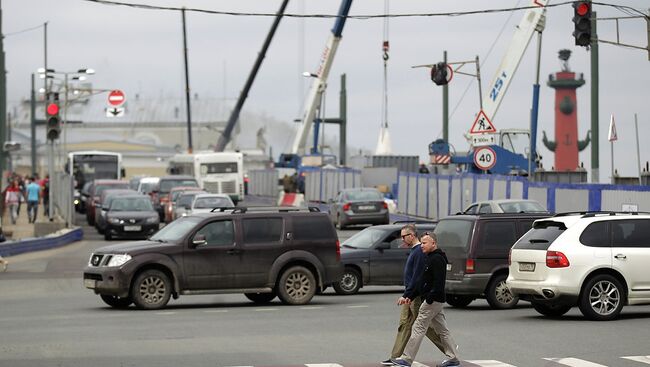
[{"left": 3, "top": 0, "right": 649, "bottom": 182}]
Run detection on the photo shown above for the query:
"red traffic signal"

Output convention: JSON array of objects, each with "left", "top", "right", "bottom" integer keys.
[
  {"left": 572, "top": 1, "right": 592, "bottom": 47},
  {"left": 46, "top": 102, "right": 59, "bottom": 116},
  {"left": 575, "top": 2, "right": 589, "bottom": 16}
]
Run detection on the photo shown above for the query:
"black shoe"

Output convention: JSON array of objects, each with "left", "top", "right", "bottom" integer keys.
[
  {"left": 381, "top": 359, "right": 394, "bottom": 366},
  {"left": 438, "top": 358, "right": 460, "bottom": 367}
]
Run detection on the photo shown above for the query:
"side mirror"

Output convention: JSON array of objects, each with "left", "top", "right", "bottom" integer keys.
[
  {"left": 192, "top": 234, "right": 207, "bottom": 247},
  {"left": 376, "top": 242, "right": 391, "bottom": 250}
]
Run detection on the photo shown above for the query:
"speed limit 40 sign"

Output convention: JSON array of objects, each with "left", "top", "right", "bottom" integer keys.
[{"left": 473, "top": 146, "right": 497, "bottom": 171}]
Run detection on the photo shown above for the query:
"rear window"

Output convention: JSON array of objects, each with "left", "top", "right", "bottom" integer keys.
[
  {"left": 242, "top": 218, "right": 283, "bottom": 244},
  {"left": 498, "top": 201, "right": 546, "bottom": 213},
  {"left": 513, "top": 220, "right": 566, "bottom": 250},
  {"left": 344, "top": 190, "right": 383, "bottom": 201},
  {"left": 434, "top": 219, "right": 474, "bottom": 250},
  {"left": 193, "top": 197, "right": 233, "bottom": 209},
  {"left": 292, "top": 215, "right": 335, "bottom": 241},
  {"left": 160, "top": 179, "right": 199, "bottom": 193},
  {"left": 476, "top": 221, "right": 518, "bottom": 256},
  {"left": 342, "top": 227, "right": 385, "bottom": 249}
]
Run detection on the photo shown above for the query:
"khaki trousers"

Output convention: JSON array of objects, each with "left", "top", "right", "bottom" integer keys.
[
  {"left": 401, "top": 301, "right": 459, "bottom": 363},
  {"left": 390, "top": 296, "right": 446, "bottom": 358}
]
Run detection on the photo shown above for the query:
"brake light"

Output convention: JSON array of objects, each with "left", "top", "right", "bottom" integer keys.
[
  {"left": 343, "top": 203, "right": 351, "bottom": 211},
  {"left": 465, "top": 258, "right": 475, "bottom": 274},
  {"left": 546, "top": 251, "right": 570, "bottom": 268},
  {"left": 336, "top": 240, "right": 341, "bottom": 262},
  {"left": 382, "top": 202, "right": 388, "bottom": 209}
]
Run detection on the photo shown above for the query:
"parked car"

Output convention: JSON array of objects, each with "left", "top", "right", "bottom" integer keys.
[
  {"left": 188, "top": 194, "right": 235, "bottom": 215},
  {"left": 174, "top": 191, "right": 207, "bottom": 220},
  {"left": 85, "top": 180, "right": 130, "bottom": 226},
  {"left": 95, "top": 189, "right": 138, "bottom": 234},
  {"left": 77, "top": 181, "right": 93, "bottom": 213},
  {"left": 434, "top": 212, "right": 550, "bottom": 309},
  {"left": 328, "top": 187, "right": 390, "bottom": 229},
  {"left": 507, "top": 211, "right": 650, "bottom": 321},
  {"left": 333, "top": 222, "right": 437, "bottom": 295},
  {"left": 103, "top": 194, "right": 160, "bottom": 241},
  {"left": 164, "top": 186, "right": 204, "bottom": 223},
  {"left": 137, "top": 177, "right": 159, "bottom": 195},
  {"left": 463, "top": 199, "right": 548, "bottom": 215},
  {"left": 153, "top": 176, "right": 199, "bottom": 220},
  {"left": 84, "top": 207, "right": 343, "bottom": 309}
]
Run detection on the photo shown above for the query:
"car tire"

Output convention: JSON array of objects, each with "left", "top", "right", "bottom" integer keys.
[
  {"left": 333, "top": 268, "right": 362, "bottom": 295},
  {"left": 97, "top": 226, "right": 105, "bottom": 235},
  {"left": 578, "top": 274, "right": 625, "bottom": 321},
  {"left": 245, "top": 292, "right": 276, "bottom": 304},
  {"left": 486, "top": 273, "right": 519, "bottom": 309},
  {"left": 531, "top": 301, "right": 572, "bottom": 317},
  {"left": 100, "top": 294, "right": 132, "bottom": 309},
  {"left": 446, "top": 294, "right": 474, "bottom": 308},
  {"left": 277, "top": 266, "right": 316, "bottom": 305},
  {"left": 104, "top": 232, "right": 112, "bottom": 241},
  {"left": 131, "top": 269, "right": 172, "bottom": 310}
]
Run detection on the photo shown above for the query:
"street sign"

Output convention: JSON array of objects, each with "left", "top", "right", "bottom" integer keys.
[
  {"left": 470, "top": 110, "right": 497, "bottom": 134},
  {"left": 106, "top": 107, "right": 125, "bottom": 117},
  {"left": 108, "top": 90, "right": 126, "bottom": 106},
  {"left": 471, "top": 134, "right": 496, "bottom": 147},
  {"left": 473, "top": 146, "right": 497, "bottom": 171}
]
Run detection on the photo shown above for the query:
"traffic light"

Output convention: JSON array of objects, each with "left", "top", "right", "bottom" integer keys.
[
  {"left": 431, "top": 62, "right": 449, "bottom": 86},
  {"left": 572, "top": 1, "right": 592, "bottom": 47},
  {"left": 46, "top": 92, "right": 61, "bottom": 141}
]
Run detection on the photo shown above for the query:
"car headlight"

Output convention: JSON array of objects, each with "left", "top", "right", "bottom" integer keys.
[
  {"left": 107, "top": 254, "right": 132, "bottom": 267},
  {"left": 145, "top": 216, "right": 159, "bottom": 224},
  {"left": 108, "top": 218, "right": 122, "bottom": 225}
]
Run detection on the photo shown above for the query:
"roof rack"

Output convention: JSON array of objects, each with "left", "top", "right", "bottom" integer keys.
[
  {"left": 210, "top": 206, "right": 237, "bottom": 213},
  {"left": 227, "top": 206, "right": 321, "bottom": 214},
  {"left": 553, "top": 211, "right": 650, "bottom": 218}
]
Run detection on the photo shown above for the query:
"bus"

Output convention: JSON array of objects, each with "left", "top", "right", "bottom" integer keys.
[
  {"left": 66, "top": 151, "right": 124, "bottom": 210},
  {"left": 168, "top": 151, "right": 244, "bottom": 203}
]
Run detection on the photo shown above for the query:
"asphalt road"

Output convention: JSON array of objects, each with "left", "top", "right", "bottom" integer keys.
[{"left": 1, "top": 203, "right": 649, "bottom": 367}]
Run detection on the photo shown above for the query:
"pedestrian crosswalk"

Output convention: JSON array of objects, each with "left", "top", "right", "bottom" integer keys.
[{"left": 224, "top": 356, "right": 650, "bottom": 367}]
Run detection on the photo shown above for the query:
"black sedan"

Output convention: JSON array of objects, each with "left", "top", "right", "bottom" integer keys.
[
  {"left": 333, "top": 222, "right": 437, "bottom": 295},
  {"left": 104, "top": 195, "right": 160, "bottom": 241},
  {"left": 328, "top": 187, "right": 390, "bottom": 229}
]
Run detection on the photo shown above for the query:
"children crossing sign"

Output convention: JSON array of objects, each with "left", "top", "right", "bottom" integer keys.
[{"left": 470, "top": 110, "right": 497, "bottom": 134}]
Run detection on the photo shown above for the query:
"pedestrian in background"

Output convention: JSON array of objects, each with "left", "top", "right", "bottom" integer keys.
[
  {"left": 42, "top": 175, "right": 50, "bottom": 218},
  {"left": 381, "top": 224, "right": 445, "bottom": 366},
  {"left": 391, "top": 232, "right": 460, "bottom": 367},
  {"left": 26, "top": 177, "right": 41, "bottom": 223},
  {"left": 5, "top": 180, "right": 23, "bottom": 225}
]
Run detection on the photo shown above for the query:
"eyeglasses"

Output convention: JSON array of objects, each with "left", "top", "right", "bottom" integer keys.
[{"left": 401, "top": 233, "right": 414, "bottom": 239}]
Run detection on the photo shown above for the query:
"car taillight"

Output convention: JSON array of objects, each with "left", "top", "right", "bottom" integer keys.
[
  {"left": 382, "top": 202, "right": 388, "bottom": 209},
  {"left": 546, "top": 251, "right": 570, "bottom": 268},
  {"left": 465, "top": 258, "right": 475, "bottom": 274},
  {"left": 343, "top": 203, "right": 351, "bottom": 211},
  {"left": 160, "top": 197, "right": 169, "bottom": 204},
  {"left": 336, "top": 239, "right": 341, "bottom": 262}
]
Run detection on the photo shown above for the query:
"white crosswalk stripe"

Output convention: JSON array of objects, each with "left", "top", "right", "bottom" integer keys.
[
  {"left": 543, "top": 357, "right": 607, "bottom": 367},
  {"left": 465, "top": 360, "right": 518, "bottom": 367},
  {"left": 623, "top": 356, "right": 650, "bottom": 365}
]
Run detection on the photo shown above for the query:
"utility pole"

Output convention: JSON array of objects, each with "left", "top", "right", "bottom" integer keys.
[
  {"left": 590, "top": 11, "right": 600, "bottom": 183},
  {"left": 0, "top": 0, "right": 7, "bottom": 185},
  {"left": 442, "top": 51, "right": 449, "bottom": 143},
  {"left": 181, "top": 8, "right": 193, "bottom": 153},
  {"left": 30, "top": 74, "right": 36, "bottom": 176}
]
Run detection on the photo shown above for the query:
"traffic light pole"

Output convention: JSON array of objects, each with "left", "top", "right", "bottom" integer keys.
[
  {"left": 590, "top": 11, "right": 600, "bottom": 183},
  {"left": 30, "top": 73, "right": 36, "bottom": 176},
  {"left": 47, "top": 140, "right": 53, "bottom": 220}
]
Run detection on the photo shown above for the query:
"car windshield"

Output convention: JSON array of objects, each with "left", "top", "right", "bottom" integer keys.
[
  {"left": 160, "top": 180, "right": 198, "bottom": 193},
  {"left": 343, "top": 190, "right": 383, "bottom": 201},
  {"left": 193, "top": 197, "right": 233, "bottom": 209},
  {"left": 434, "top": 219, "right": 473, "bottom": 250},
  {"left": 150, "top": 216, "right": 201, "bottom": 242},
  {"left": 110, "top": 198, "right": 154, "bottom": 212},
  {"left": 342, "top": 227, "right": 385, "bottom": 249},
  {"left": 498, "top": 201, "right": 547, "bottom": 213}
]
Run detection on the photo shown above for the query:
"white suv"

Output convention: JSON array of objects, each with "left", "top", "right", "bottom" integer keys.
[{"left": 506, "top": 212, "right": 650, "bottom": 321}]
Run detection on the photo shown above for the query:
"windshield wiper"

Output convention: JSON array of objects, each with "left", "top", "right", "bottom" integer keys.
[
  {"left": 341, "top": 244, "right": 357, "bottom": 249},
  {"left": 529, "top": 239, "right": 549, "bottom": 243}
]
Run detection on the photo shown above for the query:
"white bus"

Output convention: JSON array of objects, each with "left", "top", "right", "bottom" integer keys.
[
  {"left": 66, "top": 150, "right": 124, "bottom": 192},
  {"left": 168, "top": 151, "right": 244, "bottom": 203}
]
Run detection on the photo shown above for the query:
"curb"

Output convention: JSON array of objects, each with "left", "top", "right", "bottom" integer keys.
[{"left": 0, "top": 227, "right": 84, "bottom": 257}]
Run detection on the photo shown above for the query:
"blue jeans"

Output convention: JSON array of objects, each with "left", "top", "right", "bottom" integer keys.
[{"left": 27, "top": 200, "right": 39, "bottom": 223}]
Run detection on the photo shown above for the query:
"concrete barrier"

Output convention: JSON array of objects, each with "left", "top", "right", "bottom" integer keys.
[
  {"left": 277, "top": 192, "right": 305, "bottom": 207},
  {"left": 0, "top": 227, "right": 84, "bottom": 257}
]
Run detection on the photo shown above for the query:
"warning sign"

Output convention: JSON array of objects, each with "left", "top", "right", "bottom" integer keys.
[{"left": 470, "top": 110, "right": 497, "bottom": 134}]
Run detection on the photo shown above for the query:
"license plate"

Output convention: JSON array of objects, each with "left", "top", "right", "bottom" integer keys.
[
  {"left": 84, "top": 279, "right": 96, "bottom": 289},
  {"left": 519, "top": 262, "right": 536, "bottom": 272},
  {"left": 124, "top": 225, "right": 141, "bottom": 231},
  {"left": 446, "top": 264, "right": 452, "bottom": 271},
  {"left": 357, "top": 205, "right": 375, "bottom": 210}
]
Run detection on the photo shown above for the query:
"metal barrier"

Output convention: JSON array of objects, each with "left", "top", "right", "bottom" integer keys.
[
  {"left": 51, "top": 172, "right": 75, "bottom": 226},
  {"left": 304, "top": 167, "right": 361, "bottom": 203},
  {"left": 397, "top": 172, "right": 650, "bottom": 220},
  {"left": 248, "top": 169, "right": 281, "bottom": 197}
]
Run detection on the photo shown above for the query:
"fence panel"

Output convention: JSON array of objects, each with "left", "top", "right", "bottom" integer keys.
[
  {"left": 417, "top": 176, "right": 428, "bottom": 218},
  {"left": 528, "top": 187, "right": 548, "bottom": 211},
  {"left": 428, "top": 176, "right": 439, "bottom": 220},
  {"left": 461, "top": 177, "right": 474, "bottom": 211},
  {"left": 511, "top": 180, "right": 524, "bottom": 199},
  {"left": 493, "top": 179, "right": 507, "bottom": 200},
  {"left": 398, "top": 175, "right": 409, "bottom": 213},
  {"left": 601, "top": 189, "right": 650, "bottom": 211},
  {"left": 438, "top": 178, "right": 450, "bottom": 217},
  {"left": 476, "top": 178, "right": 490, "bottom": 202},
  {"left": 52, "top": 172, "right": 74, "bottom": 226},
  {"left": 555, "top": 188, "right": 589, "bottom": 212},
  {"left": 450, "top": 177, "right": 462, "bottom": 215}
]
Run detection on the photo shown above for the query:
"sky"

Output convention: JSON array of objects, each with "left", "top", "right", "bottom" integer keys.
[{"left": 3, "top": 0, "right": 650, "bottom": 182}]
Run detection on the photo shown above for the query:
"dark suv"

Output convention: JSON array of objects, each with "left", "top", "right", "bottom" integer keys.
[
  {"left": 434, "top": 213, "right": 550, "bottom": 309},
  {"left": 83, "top": 207, "right": 343, "bottom": 310}
]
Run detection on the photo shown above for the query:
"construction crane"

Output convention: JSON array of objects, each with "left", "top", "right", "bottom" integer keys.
[{"left": 430, "top": 0, "right": 548, "bottom": 175}]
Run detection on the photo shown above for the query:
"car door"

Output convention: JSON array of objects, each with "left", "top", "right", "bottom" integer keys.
[
  {"left": 183, "top": 218, "right": 240, "bottom": 290},
  {"left": 610, "top": 219, "right": 650, "bottom": 299},
  {"left": 237, "top": 216, "right": 286, "bottom": 288},
  {"left": 368, "top": 229, "right": 409, "bottom": 285}
]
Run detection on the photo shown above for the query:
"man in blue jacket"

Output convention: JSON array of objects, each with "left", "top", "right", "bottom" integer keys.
[
  {"left": 381, "top": 225, "right": 444, "bottom": 366},
  {"left": 391, "top": 232, "right": 460, "bottom": 367}
]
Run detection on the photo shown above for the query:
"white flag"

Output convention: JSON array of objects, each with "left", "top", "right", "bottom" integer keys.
[{"left": 608, "top": 114, "right": 618, "bottom": 142}]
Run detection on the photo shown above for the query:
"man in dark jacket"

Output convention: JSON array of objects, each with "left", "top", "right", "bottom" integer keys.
[{"left": 391, "top": 232, "right": 460, "bottom": 367}]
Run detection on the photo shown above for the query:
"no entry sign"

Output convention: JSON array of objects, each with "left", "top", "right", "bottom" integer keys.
[{"left": 108, "top": 90, "right": 126, "bottom": 106}]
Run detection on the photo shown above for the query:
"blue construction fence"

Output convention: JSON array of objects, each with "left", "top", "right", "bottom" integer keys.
[{"left": 398, "top": 172, "right": 650, "bottom": 220}]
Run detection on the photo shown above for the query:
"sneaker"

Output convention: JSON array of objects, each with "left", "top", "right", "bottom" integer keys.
[
  {"left": 381, "top": 359, "right": 394, "bottom": 366},
  {"left": 438, "top": 358, "right": 460, "bottom": 367},
  {"left": 391, "top": 358, "right": 412, "bottom": 367}
]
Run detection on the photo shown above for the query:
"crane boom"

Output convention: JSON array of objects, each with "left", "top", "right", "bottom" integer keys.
[
  {"left": 290, "top": 0, "right": 353, "bottom": 155},
  {"left": 482, "top": 0, "right": 548, "bottom": 122}
]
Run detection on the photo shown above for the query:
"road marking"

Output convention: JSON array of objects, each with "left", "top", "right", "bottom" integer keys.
[
  {"left": 346, "top": 305, "right": 369, "bottom": 308},
  {"left": 204, "top": 310, "right": 229, "bottom": 313},
  {"left": 254, "top": 308, "right": 279, "bottom": 312},
  {"left": 622, "top": 356, "right": 650, "bottom": 364},
  {"left": 412, "top": 362, "right": 431, "bottom": 367},
  {"left": 300, "top": 306, "right": 324, "bottom": 310},
  {"left": 465, "top": 361, "right": 518, "bottom": 367},
  {"left": 305, "top": 364, "right": 344, "bottom": 367},
  {"left": 542, "top": 358, "right": 607, "bottom": 367}
]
